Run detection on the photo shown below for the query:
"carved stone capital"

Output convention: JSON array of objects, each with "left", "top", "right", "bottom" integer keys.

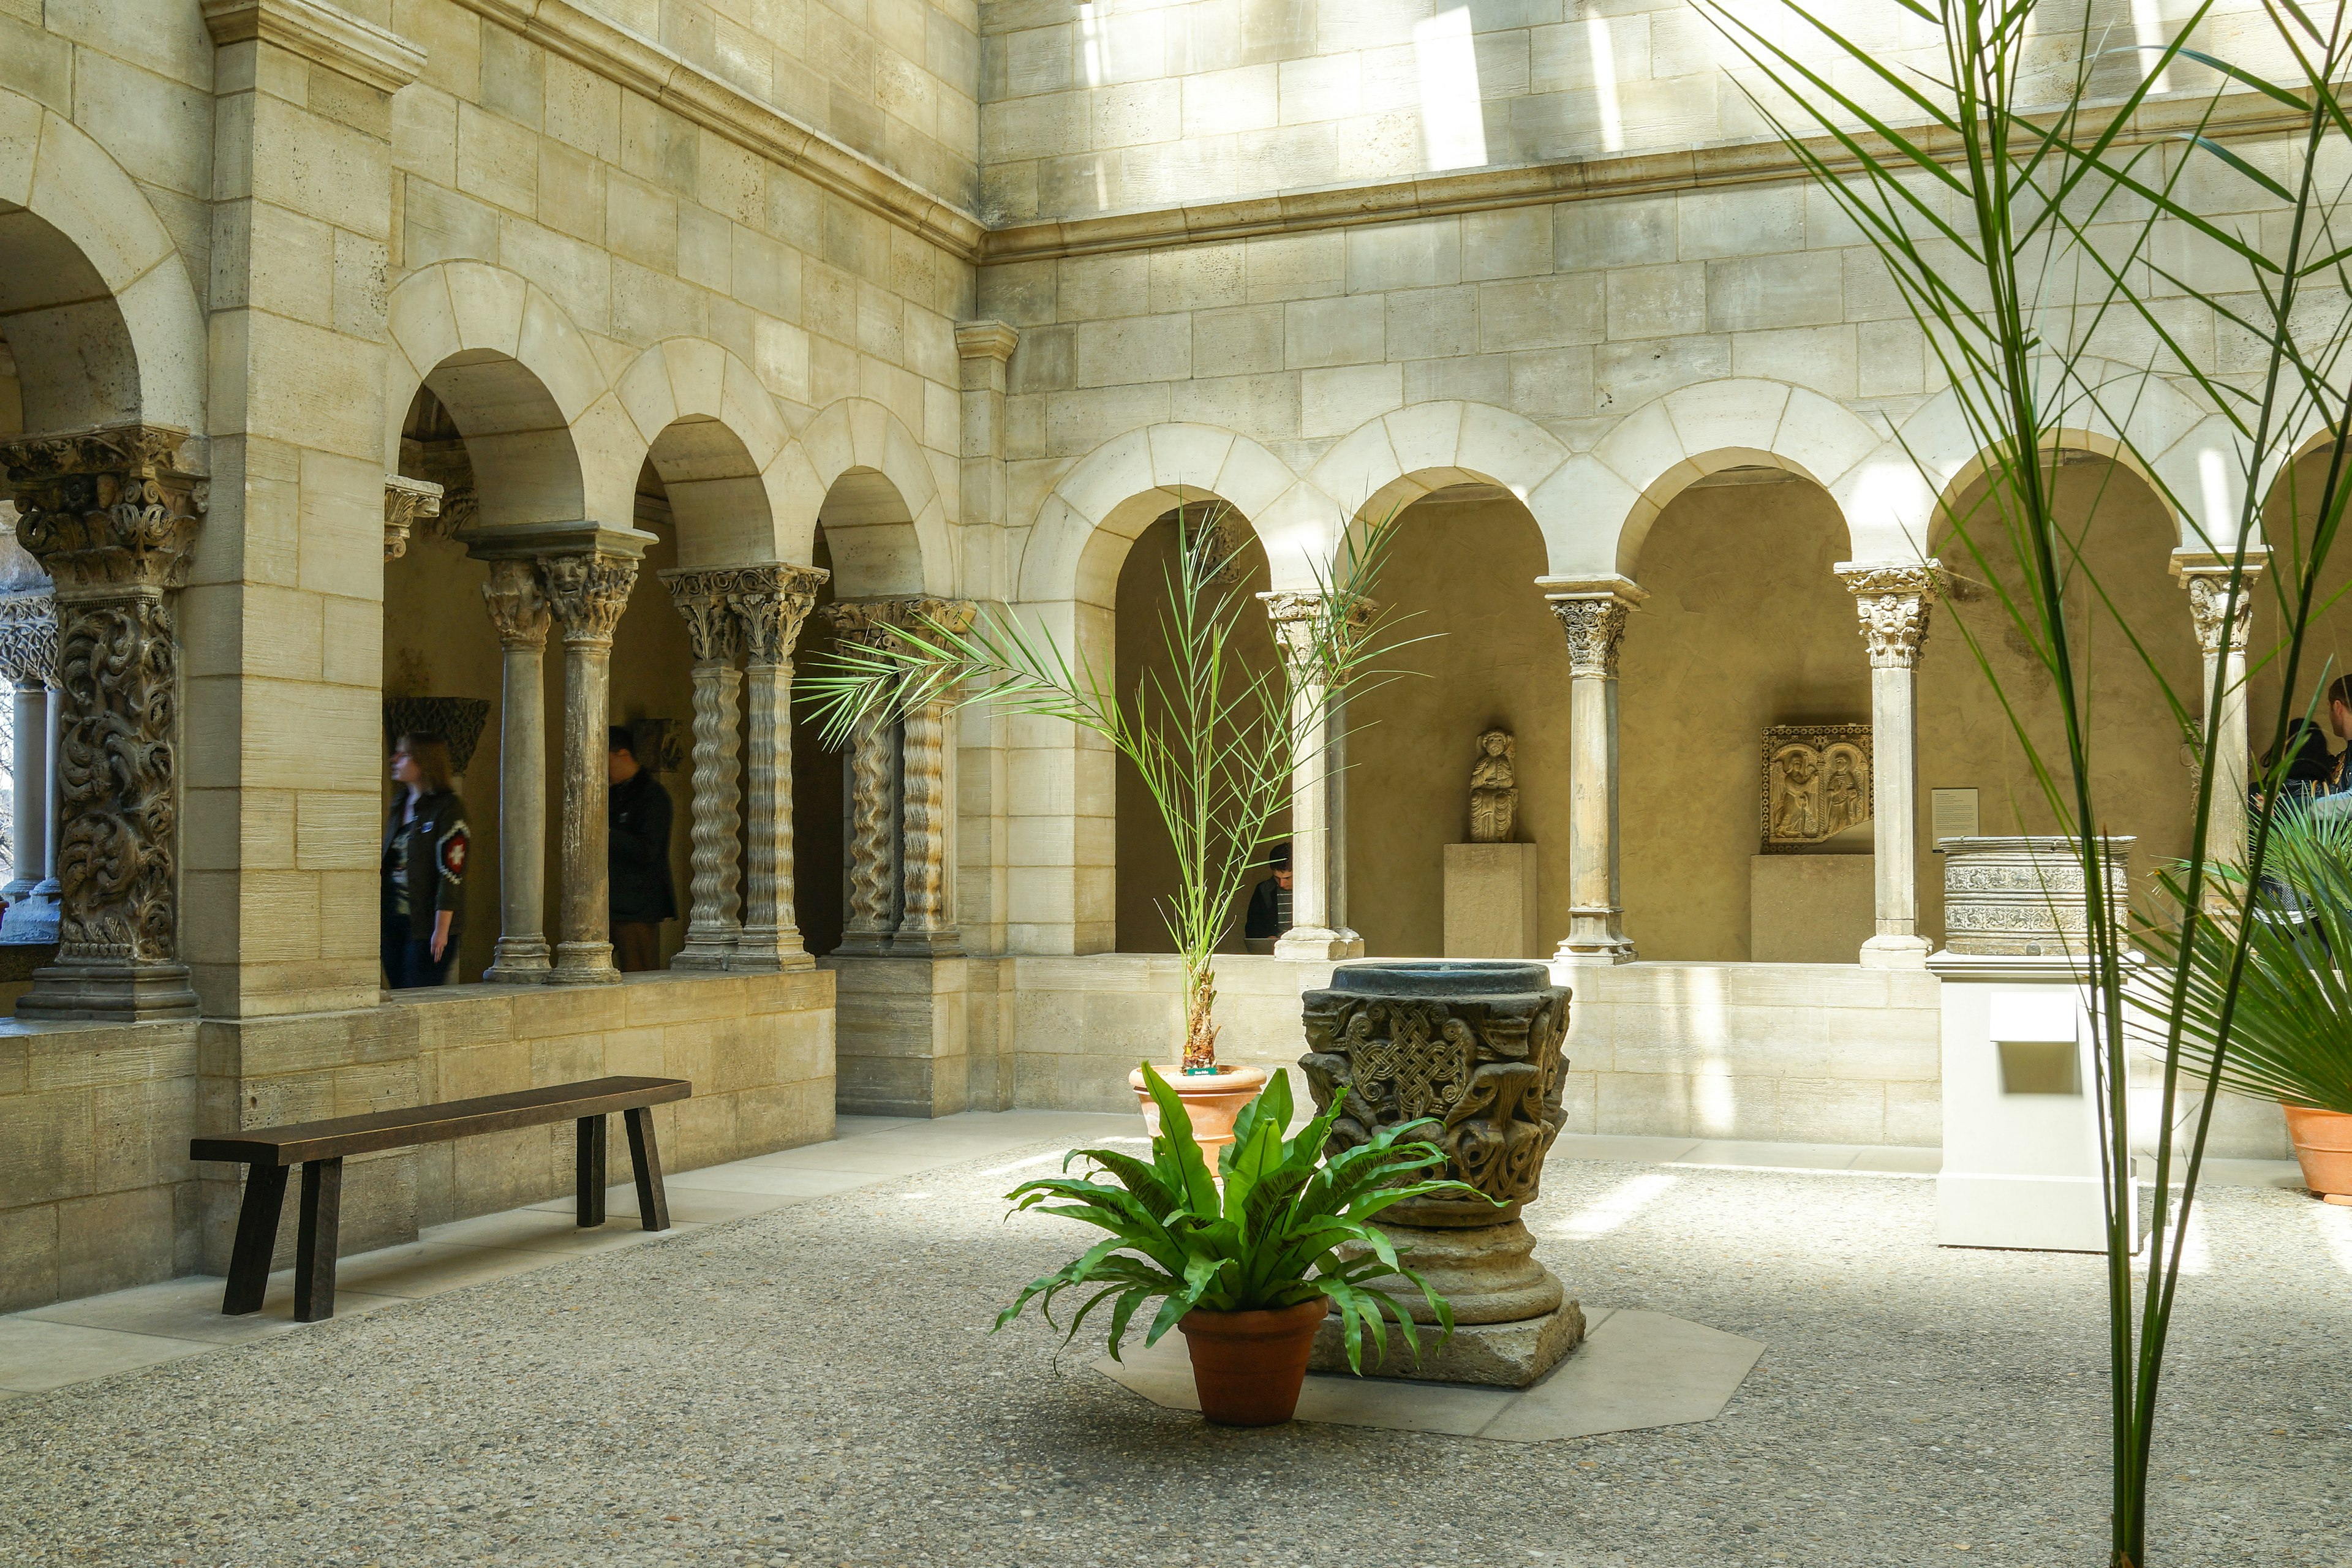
[
  {"left": 953, "top": 320, "right": 1020, "bottom": 364},
  {"left": 1548, "top": 598, "right": 1632, "bottom": 678},
  {"left": 481, "top": 558, "right": 551, "bottom": 649},
  {"left": 540, "top": 550, "right": 638, "bottom": 649},
  {"left": 660, "top": 567, "right": 748, "bottom": 665},
  {"left": 1257, "top": 590, "right": 1378, "bottom": 668},
  {"left": 383, "top": 475, "right": 443, "bottom": 561},
  {"left": 0, "top": 589, "right": 59, "bottom": 690},
  {"left": 729, "top": 563, "right": 832, "bottom": 664},
  {"left": 821, "top": 594, "right": 976, "bottom": 656},
  {"left": 2170, "top": 551, "right": 2266, "bottom": 656},
  {"left": 1836, "top": 559, "right": 1941, "bottom": 670},
  {"left": 1, "top": 424, "right": 206, "bottom": 603}
]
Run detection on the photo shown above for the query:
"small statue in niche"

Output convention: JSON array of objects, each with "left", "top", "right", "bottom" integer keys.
[{"left": 1469, "top": 728, "right": 1518, "bottom": 843}]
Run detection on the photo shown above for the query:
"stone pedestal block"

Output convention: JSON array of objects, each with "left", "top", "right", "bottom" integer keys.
[
  {"left": 1310, "top": 1298, "right": 1588, "bottom": 1386},
  {"left": 1306, "top": 1218, "right": 1586, "bottom": 1386},
  {"left": 1443, "top": 843, "right": 1539, "bottom": 959},
  {"left": 1747, "top": 853, "right": 1874, "bottom": 963},
  {"left": 824, "top": 953, "right": 970, "bottom": 1117}
]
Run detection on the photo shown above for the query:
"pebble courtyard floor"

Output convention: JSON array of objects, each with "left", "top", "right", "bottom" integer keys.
[{"left": 2, "top": 1112, "right": 2345, "bottom": 1567}]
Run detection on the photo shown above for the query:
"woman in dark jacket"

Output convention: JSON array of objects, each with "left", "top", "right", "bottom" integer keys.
[{"left": 383, "top": 732, "right": 470, "bottom": 988}]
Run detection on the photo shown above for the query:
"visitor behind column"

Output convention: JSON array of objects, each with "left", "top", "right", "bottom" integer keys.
[
  {"left": 608, "top": 726, "right": 676, "bottom": 972},
  {"left": 2303, "top": 678, "right": 2352, "bottom": 822},
  {"left": 382, "top": 732, "right": 469, "bottom": 989},
  {"left": 1242, "top": 842, "right": 1291, "bottom": 955}
]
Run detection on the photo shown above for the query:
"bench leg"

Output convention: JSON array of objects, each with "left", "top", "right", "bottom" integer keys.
[
  {"left": 223, "top": 1163, "right": 289, "bottom": 1316},
  {"left": 623, "top": 1106, "right": 670, "bottom": 1232},
  {"left": 576, "top": 1114, "right": 608, "bottom": 1227},
  {"left": 295, "top": 1157, "right": 343, "bottom": 1324}
]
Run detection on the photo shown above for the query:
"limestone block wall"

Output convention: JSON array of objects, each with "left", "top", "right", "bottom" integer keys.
[
  {"left": 0, "top": 1020, "right": 202, "bottom": 1310},
  {"left": 398, "top": 968, "right": 836, "bottom": 1226}
]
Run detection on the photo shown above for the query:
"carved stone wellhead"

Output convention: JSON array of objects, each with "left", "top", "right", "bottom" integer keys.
[
  {"left": 0, "top": 424, "right": 205, "bottom": 1019},
  {"left": 1299, "top": 960, "right": 1584, "bottom": 1385}
]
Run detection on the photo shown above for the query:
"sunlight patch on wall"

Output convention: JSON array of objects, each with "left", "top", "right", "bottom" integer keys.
[
  {"left": 1415, "top": 8, "right": 1487, "bottom": 172},
  {"left": 1588, "top": 16, "right": 1625, "bottom": 154},
  {"left": 2132, "top": 0, "right": 2174, "bottom": 94}
]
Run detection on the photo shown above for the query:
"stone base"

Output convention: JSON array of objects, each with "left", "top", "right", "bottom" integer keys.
[
  {"left": 1442, "top": 842, "right": 1539, "bottom": 959},
  {"left": 17, "top": 960, "right": 199, "bottom": 1020},
  {"left": 1308, "top": 1297, "right": 1586, "bottom": 1387}
]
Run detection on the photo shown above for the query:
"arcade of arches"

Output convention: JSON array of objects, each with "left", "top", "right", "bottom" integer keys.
[{"left": 0, "top": 0, "right": 2332, "bottom": 1309}]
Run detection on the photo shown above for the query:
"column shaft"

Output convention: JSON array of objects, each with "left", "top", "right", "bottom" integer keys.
[
  {"left": 731, "top": 565, "right": 824, "bottom": 970},
  {"left": 543, "top": 549, "right": 640, "bottom": 986},
  {"left": 2174, "top": 552, "right": 2263, "bottom": 880},
  {"left": 1261, "top": 591, "right": 1360, "bottom": 961},
  {"left": 0, "top": 588, "right": 58, "bottom": 919},
  {"left": 662, "top": 569, "right": 747, "bottom": 971},
  {"left": 1839, "top": 562, "right": 1938, "bottom": 968},
  {"left": 483, "top": 560, "right": 551, "bottom": 981},
  {"left": 9, "top": 682, "right": 47, "bottom": 898},
  {"left": 897, "top": 695, "right": 959, "bottom": 952}
]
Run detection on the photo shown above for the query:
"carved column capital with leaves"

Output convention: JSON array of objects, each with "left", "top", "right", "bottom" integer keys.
[
  {"left": 540, "top": 549, "right": 638, "bottom": 649},
  {"left": 661, "top": 567, "right": 749, "bottom": 665},
  {"left": 729, "top": 563, "right": 831, "bottom": 663},
  {"left": 1544, "top": 581, "right": 1645, "bottom": 680},
  {"left": 383, "top": 475, "right": 443, "bottom": 561},
  {"left": 1836, "top": 560, "right": 1942, "bottom": 671},
  {"left": 1258, "top": 590, "right": 1378, "bottom": 670},
  {"left": 2, "top": 424, "right": 205, "bottom": 601},
  {"left": 481, "top": 557, "right": 551, "bottom": 650},
  {"left": 2170, "top": 552, "right": 2266, "bottom": 657}
]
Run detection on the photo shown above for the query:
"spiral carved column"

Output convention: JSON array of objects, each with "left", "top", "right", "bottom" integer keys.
[
  {"left": 824, "top": 601, "right": 903, "bottom": 956},
  {"left": 730, "top": 564, "right": 826, "bottom": 971},
  {"left": 892, "top": 598, "right": 973, "bottom": 956},
  {"left": 0, "top": 424, "right": 205, "bottom": 1019},
  {"left": 663, "top": 569, "right": 745, "bottom": 970}
]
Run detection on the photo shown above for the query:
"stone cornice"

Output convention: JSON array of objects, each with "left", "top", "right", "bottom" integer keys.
[
  {"left": 455, "top": 0, "right": 986, "bottom": 261},
  {"left": 203, "top": 0, "right": 426, "bottom": 94},
  {"left": 982, "top": 86, "right": 2315, "bottom": 265},
  {"left": 954, "top": 321, "right": 1019, "bottom": 363}
]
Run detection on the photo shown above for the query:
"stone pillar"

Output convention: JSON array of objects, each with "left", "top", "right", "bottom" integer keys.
[
  {"left": 894, "top": 600, "right": 975, "bottom": 957},
  {"left": 1261, "top": 591, "right": 1371, "bottom": 960},
  {"left": 954, "top": 323, "right": 1018, "bottom": 536},
  {"left": 661, "top": 569, "right": 745, "bottom": 970},
  {"left": 541, "top": 542, "right": 643, "bottom": 986},
  {"left": 0, "top": 589, "right": 58, "bottom": 932},
  {"left": 1838, "top": 560, "right": 1940, "bottom": 969},
  {"left": 383, "top": 475, "right": 443, "bottom": 561},
  {"left": 825, "top": 600, "right": 904, "bottom": 956},
  {"left": 728, "top": 564, "right": 826, "bottom": 971},
  {"left": 1542, "top": 576, "right": 1645, "bottom": 967},
  {"left": 480, "top": 560, "right": 551, "bottom": 981},
  {"left": 2172, "top": 550, "right": 2266, "bottom": 875},
  {"left": 0, "top": 425, "right": 206, "bottom": 1018}
]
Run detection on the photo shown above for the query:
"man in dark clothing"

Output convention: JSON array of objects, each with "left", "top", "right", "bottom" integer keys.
[
  {"left": 1242, "top": 842, "right": 1292, "bottom": 953},
  {"left": 608, "top": 727, "right": 676, "bottom": 971}
]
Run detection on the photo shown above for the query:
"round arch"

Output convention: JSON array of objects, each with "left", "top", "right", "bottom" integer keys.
[
  {"left": 614, "top": 336, "right": 791, "bottom": 567},
  {"left": 1308, "top": 401, "right": 1575, "bottom": 562},
  {"left": 774, "top": 397, "right": 949, "bottom": 594},
  {"left": 1016, "top": 423, "right": 1317, "bottom": 605},
  {"left": 0, "top": 91, "right": 205, "bottom": 434}
]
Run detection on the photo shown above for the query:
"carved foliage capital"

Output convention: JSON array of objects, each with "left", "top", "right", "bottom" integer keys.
[
  {"left": 540, "top": 549, "right": 638, "bottom": 647},
  {"left": 383, "top": 475, "right": 443, "bottom": 562},
  {"left": 1837, "top": 560, "right": 1940, "bottom": 670},
  {"left": 821, "top": 594, "right": 976, "bottom": 656},
  {"left": 0, "top": 590, "right": 59, "bottom": 689},
  {"left": 662, "top": 567, "right": 747, "bottom": 664},
  {"left": 730, "top": 563, "right": 832, "bottom": 663},
  {"left": 481, "top": 557, "right": 551, "bottom": 649},
  {"left": 1258, "top": 590, "right": 1378, "bottom": 668},
  {"left": 2182, "top": 571, "right": 2256, "bottom": 655},
  {"left": 1549, "top": 595, "right": 1632, "bottom": 679},
  {"left": 2, "top": 424, "right": 206, "bottom": 601}
]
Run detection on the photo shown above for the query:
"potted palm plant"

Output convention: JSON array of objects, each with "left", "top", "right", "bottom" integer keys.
[
  {"left": 2148, "top": 803, "right": 2352, "bottom": 1203},
  {"left": 994, "top": 1063, "right": 1484, "bottom": 1425},
  {"left": 803, "top": 508, "right": 1407, "bottom": 1143}
]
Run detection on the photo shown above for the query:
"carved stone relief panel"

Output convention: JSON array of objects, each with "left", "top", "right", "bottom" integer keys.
[{"left": 1760, "top": 723, "right": 1872, "bottom": 853}]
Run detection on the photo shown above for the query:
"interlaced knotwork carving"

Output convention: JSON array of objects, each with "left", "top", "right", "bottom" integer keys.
[{"left": 0, "top": 590, "right": 59, "bottom": 689}]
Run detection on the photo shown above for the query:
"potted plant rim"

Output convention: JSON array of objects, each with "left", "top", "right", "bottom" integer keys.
[
  {"left": 2149, "top": 801, "right": 2352, "bottom": 1202},
  {"left": 802, "top": 507, "right": 1411, "bottom": 1144},
  {"left": 993, "top": 1064, "right": 1487, "bottom": 1425}
]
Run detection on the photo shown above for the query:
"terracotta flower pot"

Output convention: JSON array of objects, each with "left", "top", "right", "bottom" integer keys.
[
  {"left": 2283, "top": 1102, "right": 2352, "bottom": 1205},
  {"left": 1129, "top": 1063, "right": 1270, "bottom": 1150},
  {"left": 1178, "top": 1300, "right": 1327, "bottom": 1426}
]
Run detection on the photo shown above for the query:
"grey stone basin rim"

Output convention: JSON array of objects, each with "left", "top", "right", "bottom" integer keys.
[{"left": 1326, "top": 959, "right": 1554, "bottom": 997}]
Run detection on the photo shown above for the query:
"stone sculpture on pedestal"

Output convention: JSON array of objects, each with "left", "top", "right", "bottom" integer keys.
[
  {"left": 1300, "top": 960, "right": 1583, "bottom": 1386},
  {"left": 1468, "top": 728, "right": 1517, "bottom": 843}
]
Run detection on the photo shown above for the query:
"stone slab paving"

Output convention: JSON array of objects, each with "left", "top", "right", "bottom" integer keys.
[{"left": 1, "top": 1118, "right": 2340, "bottom": 1567}]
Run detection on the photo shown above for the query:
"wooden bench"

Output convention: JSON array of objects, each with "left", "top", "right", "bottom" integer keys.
[{"left": 190, "top": 1076, "right": 692, "bottom": 1323}]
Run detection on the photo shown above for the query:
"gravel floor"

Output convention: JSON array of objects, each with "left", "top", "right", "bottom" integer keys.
[{"left": 6, "top": 1145, "right": 2348, "bottom": 1568}]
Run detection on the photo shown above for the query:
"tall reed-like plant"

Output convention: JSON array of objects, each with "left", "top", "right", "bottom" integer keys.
[
  {"left": 801, "top": 507, "right": 1411, "bottom": 1071},
  {"left": 1703, "top": 2, "right": 2352, "bottom": 1562}
]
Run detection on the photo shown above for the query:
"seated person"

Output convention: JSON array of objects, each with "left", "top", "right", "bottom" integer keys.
[{"left": 1242, "top": 843, "right": 1292, "bottom": 954}]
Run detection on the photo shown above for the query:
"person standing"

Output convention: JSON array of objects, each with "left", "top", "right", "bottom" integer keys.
[
  {"left": 608, "top": 726, "right": 676, "bottom": 972},
  {"left": 382, "top": 732, "right": 469, "bottom": 989}
]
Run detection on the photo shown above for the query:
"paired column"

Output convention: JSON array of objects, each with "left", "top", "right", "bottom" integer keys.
[
  {"left": 1261, "top": 591, "right": 1370, "bottom": 960},
  {"left": 2173, "top": 550, "right": 2265, "bottom": 874},
  {"left": 481, "top": 560, "right": 552, "bottom": 981},
  {"left": 0, "top": 588, "right": 58, "bottom": 938},
  {"left": 1542, "top": 576, "right": 1645, "bottom": 967},
  {"left": 541, "top": 545, "right": 643, "bottom": 985},
  {"left": 731, "top": 565, "right": 827, "bottom": 971},
  {"left": 822, "top": 597, "right": 975, "bottom": 957},
  {"left": 662, "top": 571, "right": 745, "bottom": 970},
  {"left": 0, "top": 424, "right": 206, "bottom": 1018},
  {"left": 1838, "top": 561, "right": 1939, "bottom": 968}
]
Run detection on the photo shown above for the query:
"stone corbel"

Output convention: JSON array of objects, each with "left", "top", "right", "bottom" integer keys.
[{"left": 383, "top": 475, "right": 443, "bottom": 562}]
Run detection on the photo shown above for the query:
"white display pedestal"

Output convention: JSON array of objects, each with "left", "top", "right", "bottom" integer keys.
[
  {"left": 1444, "top": 843, "right": 1539, "bottom": 959},
  {"left": 1926, "top": 951, "right": 2132, "bottom": 1253}
]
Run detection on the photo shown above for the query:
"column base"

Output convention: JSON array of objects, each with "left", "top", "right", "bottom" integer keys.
[
  {"left": 831, "top": 931, "right": 892, "bottom": 956},
  {"left": 727, "top": 930, "right": 816, "bottom": 971},
  {"left": 1274, "top": 926, "right": 1352, "bottom": 961},
  {"left": 1859, "top": 933, "right": 1932, "bottom": 969},
  {"left": 546, "top": 942, "right": 619, "bottom": 986},
  {"left": 669, "top": 934, "right": 739, "bottom": 971},
  {"left": 889, "top": 928, "right": 963, "bottom": 957},
  {"left": 1, "top": 881, "right": 61, "bottom": 943},
  {"left": 1332, "top": 926, "right": 1366, "bottom": 959},
  {"left": 1552, "top": 941, "right": 1636, "bottom": 967},
  {"left": 484, "top": 937, "right": 551, "bottom": 983},
  {"left": 17, "top": 960, "right": 199, "bottom": 1020}
]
